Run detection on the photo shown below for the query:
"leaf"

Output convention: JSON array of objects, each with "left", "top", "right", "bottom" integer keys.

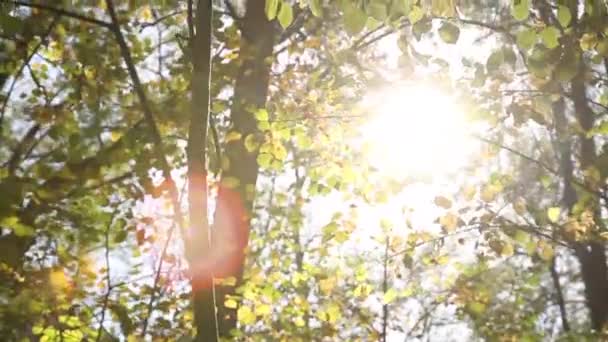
[
  {"left": 257, "top": 153, "right": 272, "bottom": 168},
  {"left": 278, "top": 2, "right": 293, "bottom": 29},
  {"left": 225, "top": 131, "right": 242, "bottom": 143},
  {"left": 516, "top": 28, "right": 536, "bottom": 50},
  {"left": 114, "top": 230, "right": 128, "bottom": 243},
  {"left": 511, "top": 0, "right": 530, "bottom": 21},
  {"left": 368, "top": 2, "right": 388, "bottom": 21},
  {"left": 244, "top": 134, "right": 259, "bottom": 152},
  {"left": 294, "top": 317, "right": 306, "bottom": 327},
  {"left": 434, "top": 196, "right": 452, "bottom": 209},
  {"left": 557, "top": 5, "right": 572, "bottom": 27},
  {"left": 382, "top": 288, "right": 398, "bottom": 304},
  {"left": 237, "top": 306, "right": 256, "bottom": 324},
  {"left": 480, "top": 184, "right": 499, "bottom": 202},
  {"left": 513, "top": 197, "right": 527, "bottom": 215},
  {"left": 343, "top": 2, "right": 367, "bottom": 35},
  {"left": 486, "top": 49, "right": 504, "bottom": 72},
  {"left": 438, "top": 22, "right": 460, "bottom": 44},
  {"left": 439, "top": 212, "right": 458, "bottom": 232},
  {"left": 319, "top": 277, "right": 336, "bottom": 294},
  {"left": 580, "top": 33, "right": 598, "bottom": 51},
  {"left": 538, "top": 241, "right": 554, "bottom": 261},
  {"left": 254, "top": 109, "right": 269, "bottom": 121},
  {"left": 309, "top": 0, "right": 322, "bottom": 17},
  {"left": 254, "top": 304, "right": 271, "bottom": 316},
  {"left": 224, "top": 299, "right": 238, "bottom": 309},
  {"left": 431, "top": 0, "right": 455, "bottom": 17},
  {"left": 265, "top": 0, "right": 279, "bottom": 20},
  {"left": 408, "top": 5, "right": 424, "bottom": 24},
  {"left": 547, "top": 207, "right": 561, "bottom": 223},
  {"left": 540, "top": 26, "right": 560, "bottom": 49}
]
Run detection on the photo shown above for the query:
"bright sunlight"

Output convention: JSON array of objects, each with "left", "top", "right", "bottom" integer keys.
[{"left": 362, "top": 83, "right": 476, "bottom": 178}]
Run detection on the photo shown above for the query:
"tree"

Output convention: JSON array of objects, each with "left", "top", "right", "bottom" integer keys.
[{"left": 2, "top": 0, "right": 608, "bottom": 341}]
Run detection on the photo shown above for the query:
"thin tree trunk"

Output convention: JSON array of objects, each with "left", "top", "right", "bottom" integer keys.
[
  {"left": 213, "top": 1, "right": 276, "bottom": 337},
  {"left": 570, "top": 69, "right": 608, "bottom": 332},
  {"left": 187, "top": 1, "right": 217, "bottom": 341}
]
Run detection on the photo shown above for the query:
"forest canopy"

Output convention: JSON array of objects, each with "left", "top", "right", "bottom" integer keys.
[{"left": 2, "top": 0, "right": 608, "bottom": 341}]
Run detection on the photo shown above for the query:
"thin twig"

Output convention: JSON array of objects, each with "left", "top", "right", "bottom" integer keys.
[{"left": 96, "top": 210, "right": 118, "bottom": 342}]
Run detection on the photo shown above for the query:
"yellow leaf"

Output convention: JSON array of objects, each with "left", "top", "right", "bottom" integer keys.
[
  {"left": 254, "top": 304, "right": 271, "bottom": 316},
  {"left": 547, "top": 207, "right": 561, "bottom": 223},
  {"left": 513, "top": 197, "right": 527, "bottom": 215},
  {"left": 225, "top": 131, "right": 242, "bottom": 143},
  {"left": 237, "top": 306, "right": 256, "bottom": 325},
  {"left": 140, "top": 6, "right": 153, "bottom": 21},
  {"left": 434, "top": 196, "right": 452, "bottom": 209},
  {"left": 431, "top": 0, "right": 455, "bottom": 17},
  {"left": 538, "top": 241, "right": 554, "bottom": 261},
  {"left": 50, "top": 270, "right": 69, "bottom": 291},
  {"left": 319, "top": 277, "right": 336, "bottom": 295},
  {"left": 224, "top": 299, "right": 238, "bottom": 309},
  {"left": 480, "top": 184, "right": 498, "bottom": 202},
  {"left": 294, "top": 316, "right": 306, "bottom": 327},
  {"left": 462, "top": 184, "right": 476, "bottom": 200},
  {"left": 439, "top": 212, "right": 458, "bottom": 232},
  {"left": 382, "top": 288, "right": 398, "bottom": 304}
]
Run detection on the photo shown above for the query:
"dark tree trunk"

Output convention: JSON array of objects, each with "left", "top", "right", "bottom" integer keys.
[
  {"left": 570, "top": 70, "right": 608, "bottom": 332},
  {"left": 213, "top": 1, "right": 276, "bottom": 337}
]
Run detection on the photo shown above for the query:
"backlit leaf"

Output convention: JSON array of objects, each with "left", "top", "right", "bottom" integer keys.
[
  {"left": 438, "top": 21, "right": 460, "bottom": 44},
  {"left": 278, "top": 2, "right": 293, "bottom": 29},
  {"left": 557, "top": 5, "right": 572, "bottom": 27},
  {"left": 265, "top": 0, "right": 279, "bottom": 20}
]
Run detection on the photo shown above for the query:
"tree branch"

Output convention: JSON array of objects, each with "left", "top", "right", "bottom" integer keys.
[{"left": 6, "top": 1, "right": 112, "bottom": 28}]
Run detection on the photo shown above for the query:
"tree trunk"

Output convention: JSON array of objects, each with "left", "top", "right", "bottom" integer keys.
[
  {"left": 187, "top": 1, "right": 217, "bottom": 341},
  {"left": 213, "top": 1, "right": 276, "bottom": 337},
  {"left": 570, "top": 69, "right": 608, "bottom": 332}
]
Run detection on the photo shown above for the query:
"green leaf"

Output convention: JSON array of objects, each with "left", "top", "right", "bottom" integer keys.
[
  {"left": 486, "top": 49, "right": 504, "bottom": 72},
  {"left": 438, "top": 21, "right": 460, "bottom": 44},
  {"left": 368, "top": 2, "right": 388, "bottom": 21},
  {"left": 511, "top": 0, "right": 530, "bottom": 21},
  {"left": 547, "top": 207, "right": 560, "bottom": 223},
  {"left": 540, "top": 26, "right": 560, "bottom": 49},
  {"left": 408, "top": 5, "right": 424, "bottom": 24},
  {"left": 114, "top": 230, "right": 128, "bottom": 243},
  {"left": 343, "top": 2, "right": 367, "bottom": 35},
  {"left": 516, "top": 28, "right": 536, "bottom": 50},
  {"left": 557, "top": 5, "right": 572, "bottom": 27},
  {"left": 265, "top": 0, "right": 279, "bottom": 20},
  {"left": 278, "top": 2, "right": 293, "bottom": 29},
  {"left": 309, "top": 0, "right": 322, "bottom": 17}
]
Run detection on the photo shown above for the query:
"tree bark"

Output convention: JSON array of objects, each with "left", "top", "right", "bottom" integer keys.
[
  {"left": 570, "top": 69, "right": 608, "bottom": 332},
  {"left": 187, "top": 1, "right": 218, "bottom": 341},
  {"left": 213, "top": 1, "right": 276, "bottom": 337}
]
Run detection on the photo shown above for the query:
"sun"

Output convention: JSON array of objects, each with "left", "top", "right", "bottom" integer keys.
[{"left": 361, "top": 83, "right": 476, "bottom": 179}]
